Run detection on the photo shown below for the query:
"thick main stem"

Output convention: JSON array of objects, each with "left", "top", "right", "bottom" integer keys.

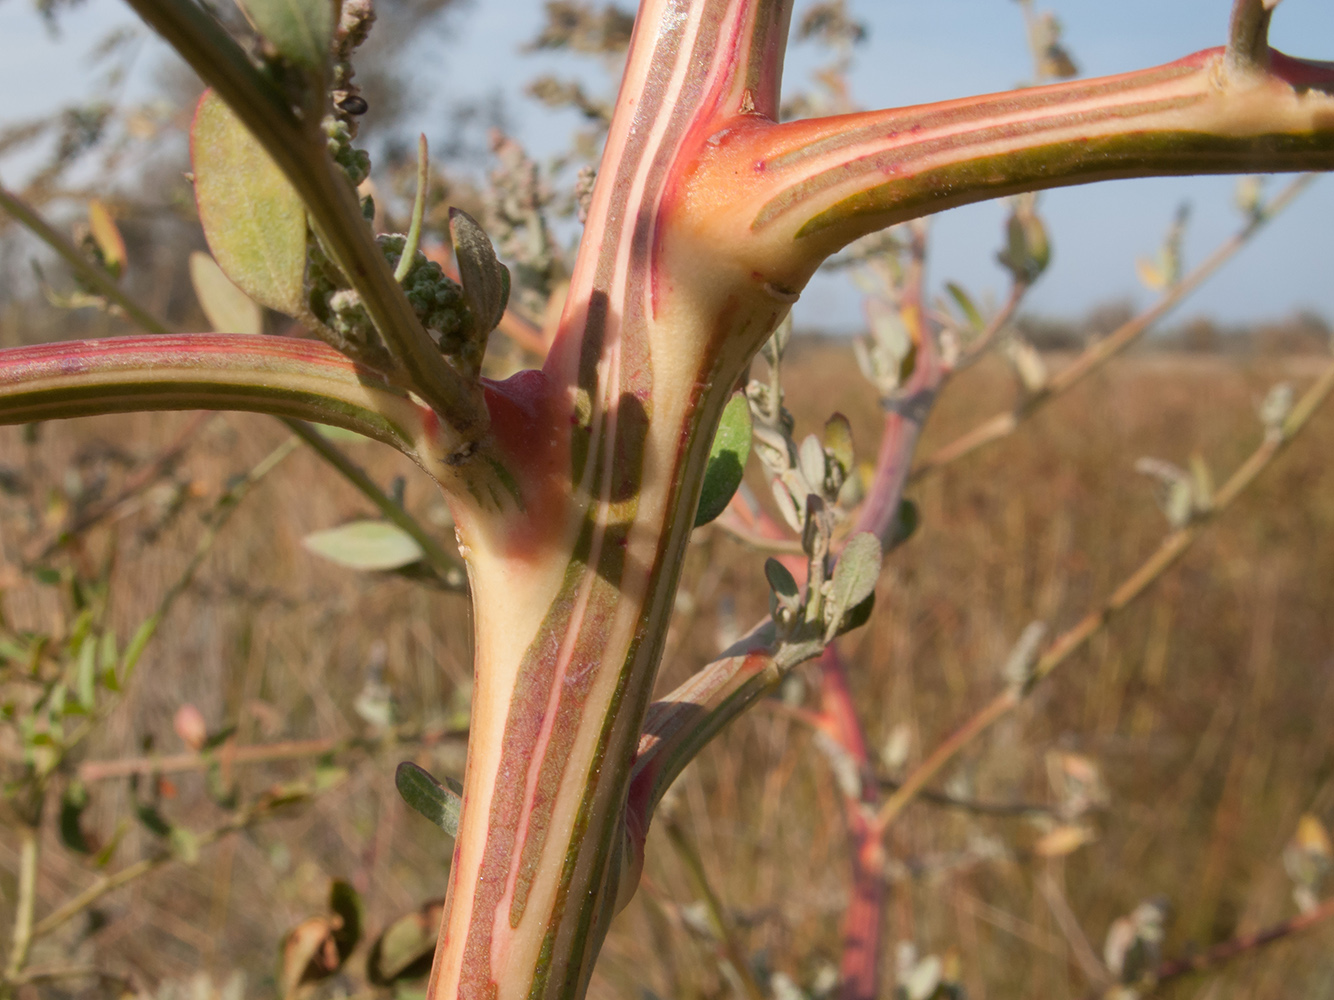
[{"left": 429, "top": 2, "right": 794, "bottom": 998}]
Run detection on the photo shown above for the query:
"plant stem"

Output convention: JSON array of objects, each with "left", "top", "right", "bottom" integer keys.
[{"left": 3, "top": 826, "right": 39, "bottom": 983}]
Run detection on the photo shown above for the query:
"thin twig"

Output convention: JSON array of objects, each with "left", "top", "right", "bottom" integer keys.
[
  {"left": 910, "top": 174, "right": 1316, "bottom": 483},
  {"left": 875, "top": 355, "right": 1334, "bottom": 834},
  {"left": 3, "top": 827, "right": 38, "bottom": 981},
  {"left": 75, "top": 725, "right": 467, "bottom": 783},
  {"left": 662, "top": 815, "right": 767, "bottom": 1000}
]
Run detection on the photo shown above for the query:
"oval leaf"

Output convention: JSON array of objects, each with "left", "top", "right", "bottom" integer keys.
[
  {"left": 826, "top": 532, "right": 882, "bottom": 642},
  {"left": 192, "top": 90, "right": 305, "bottom": 317},
  {"left": 695, "top": 392, "right": 752, "bottom": 527},
  {"left": 189, "top": 251, "right": 264, "bottom": 335},
  {"left": 449, "top": 207, "right": 510, "bottom": 336},
  {"left": 238, "top": 0, "right": 334, "bottom": 74},
  {"left": 303, "top": 521, "right": 424, "bottom": 571},
  {"left": 395, "top": 761, "right": 462, "bottom": 837},
  {"left": 367, "top": 899, "right": 446, "bottom": 985}
]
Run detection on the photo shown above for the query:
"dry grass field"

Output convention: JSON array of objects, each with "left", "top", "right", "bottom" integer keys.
[{"left": 3, "top": 338, "right": 1334, "bottom": 999}]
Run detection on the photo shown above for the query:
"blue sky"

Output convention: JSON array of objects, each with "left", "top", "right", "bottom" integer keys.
[{"left": 1, "top": 0, "right": 1331, "bottom": 329}]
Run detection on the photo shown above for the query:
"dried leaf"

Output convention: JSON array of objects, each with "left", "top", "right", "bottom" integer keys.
[
  {"left": 695, "top": 392, "right": 752, "bottom": 527},
  {"left": 87, "top": 198, "right": 126, "bottom": 274},
  {"left": 279, "top": 916, "right": 339, "bottom": 1000},
  {"left": 823, "top": 413, "right": 854, "bottom": 479},
  {"left": 395, "top": 761, "right": 462, "bottom": 837},
  {"left": 192, "top": 90, "right": 305, "bottom": 317},
  {"left": 189, "top": 251, "right": 263, "bottom": 335},
  {"left": 1033, "top": 824, "right": 1095, "bottom": 857},
  {"left": 302, "top": 521, "right": 423, "bottom": 571}
]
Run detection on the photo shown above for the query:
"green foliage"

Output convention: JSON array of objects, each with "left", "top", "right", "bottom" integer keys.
[
  {"left": 695, "top": 392, "right": 753, "bottom": 527},
  {"left": 303, "top": 519, "right": 426, "bottom": 571},
  {"left": 192, "top": 90, "right": 306, "bottom": 316},
  {"left": 395, "top": 761, "right": 463, "bottom": 836}
]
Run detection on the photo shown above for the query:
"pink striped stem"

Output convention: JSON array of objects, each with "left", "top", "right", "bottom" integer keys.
[{"left": 0, "top": 335, "right": 434, "bottom": 454}]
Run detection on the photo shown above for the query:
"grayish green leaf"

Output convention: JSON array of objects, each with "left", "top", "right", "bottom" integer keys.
[
  {"left": 825, "top": 532, "right": 882, "bottom": 642},
  {"left": 303, "top": 521, "right": 424, "bottom": 571},
  {"left": 192, "top": 90, "right": 306, "bottom": 317},
  {"left": 395, "top": 761, "right": 462, "bottom": 837}
]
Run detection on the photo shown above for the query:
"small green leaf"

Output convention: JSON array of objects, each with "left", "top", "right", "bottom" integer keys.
[
  {"left": 329, "top": 880, "right": 364, "bottom": 957},
  {"left": 765, "top": 557, "right": 799, "bottom": 600},
  {"left": 395, "top": 761, "right": 462, "bottom": 837},
  {"left": 888, "top": 499, "right": 919, "bottom": 550},
  {"left": 238, "top": 0, "right": 335, "bottom": 74},
  {"left": 695, "top": 393, "right": 752, "bottom": 527},
  {"left": 136, "top": 802, "right": 173, "bottom": 838},
  {"left": 192, "top": 90, "right": 306, "bottom": 317},
  {"left": 190, "top": 251, "right": 264, "bottom": 335},
  {"left": 303, "top": 521, "right": 424, "bottom": 571},
  {"left": 826, "top": 532, "right": 882, "bottom": 642},
  {"left": 60, "top": 781, "right": 92, "bottom": 854},
  {"left": 945, "top": 281, "right": 985, "bottom": 333},
  {"left": 449, "top": 208, "right": 510, "bottom": 337}
]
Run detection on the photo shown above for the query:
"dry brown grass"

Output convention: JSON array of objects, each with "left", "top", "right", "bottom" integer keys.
[{"left": 3, "top": 343, "right": 1334, "bottom": 999}]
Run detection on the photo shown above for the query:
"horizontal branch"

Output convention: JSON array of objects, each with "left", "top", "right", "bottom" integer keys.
[
  {"left": 0, "top": 335, "right": 432, "bottom": 457},
  {"left": 690, "top": 43, "right": 1334, "bottom": 281}
]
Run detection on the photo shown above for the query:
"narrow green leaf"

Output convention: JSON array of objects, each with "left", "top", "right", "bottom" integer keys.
[
  {"left": 695, "top": 392, "right": 752, "bottom": 527},
  {"left": 826, "top": 532, "right": 883, "bottom": 642},
  {"left": 190, "top": 251, "right": 264, "bottom": 335},
  {"left": 120, "top": 615, "right": 159, "bottom": 687},
  {"left": 449, "top": 208, "right": 510, "bottom": 336},
  {"left": 395, "top": 761, "right": 462, "bottom": 837},
  {"left": 192, "top": 90, "right": 306, "bottom": 317},
  {"left": 945, "top": 281, "right": 985, "bottom": 333},
  {"left": 238, "top": 0, "right": 335, "bottom": 74},
  {"left": 302, "top": 520, "right": 424, "bottom": 571}
]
